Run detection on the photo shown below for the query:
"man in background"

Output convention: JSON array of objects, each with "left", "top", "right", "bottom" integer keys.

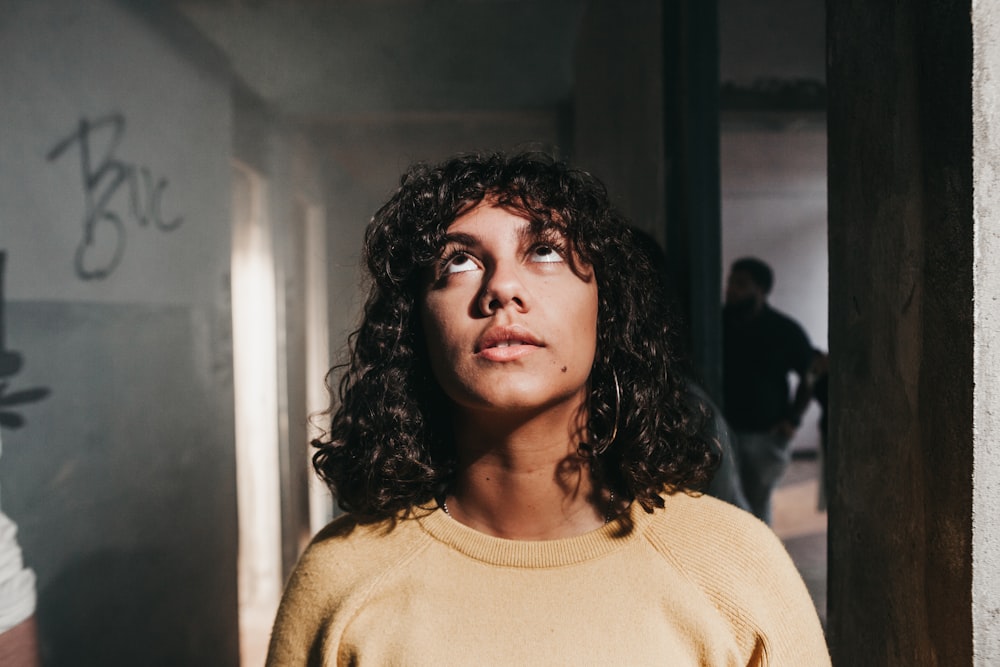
[{"left": 723, "top": 257, "right": 814, "bottom": 524}]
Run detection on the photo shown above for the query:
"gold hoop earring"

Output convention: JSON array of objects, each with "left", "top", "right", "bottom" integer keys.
[
  {"left": 594, "top": 370, "right": 621, "bottom": 456},
  {"left": 610, "top": 370, "right": 621, "bottom": 445}
]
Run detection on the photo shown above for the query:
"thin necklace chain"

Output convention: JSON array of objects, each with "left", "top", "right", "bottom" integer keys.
[{"left": 440, "top": 490, "right": 617, "bottom": 525}]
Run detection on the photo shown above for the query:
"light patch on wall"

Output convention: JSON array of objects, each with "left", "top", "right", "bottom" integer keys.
[
  {"left": 231, "top": 161, "right": 282, "bottom": 662},
  {"left": 303, "top": 201, "right": 335, "bottom": 535}
]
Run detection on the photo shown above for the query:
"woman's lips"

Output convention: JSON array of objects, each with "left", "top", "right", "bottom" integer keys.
[
  {"left": 475, "top": 326, "right": 544, "bottom": 361},
  {"left": 477, "top": 342, "right": 539, "bottom": 362}
]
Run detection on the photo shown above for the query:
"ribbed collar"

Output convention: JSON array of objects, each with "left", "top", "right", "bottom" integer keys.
[{"left": 416, "top": 500, "right": 656, "bottom": 568}]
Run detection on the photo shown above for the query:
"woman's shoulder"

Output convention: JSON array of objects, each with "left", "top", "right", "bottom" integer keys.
[
  {"left": 646, "top": 491, "right": 788, "bottom": 575},
  {"left": 301, "top": 510, "right": 431, "bottom": 570},
  {"left": 267, "top": 512, "right": 434, "bottom": 665},
  {"left": 656, "top": 490, "right": 771, "bottom": 538},
  {"left": 643, "top": 492, "right": 808, "bottom": 617},
  {"left": 282, "top": 510, "right": 434, "bottom": 606}
]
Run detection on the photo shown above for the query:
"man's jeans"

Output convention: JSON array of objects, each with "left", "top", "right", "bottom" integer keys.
[{"left": 732, "top": 430, "right": 791, "bottom": 525}]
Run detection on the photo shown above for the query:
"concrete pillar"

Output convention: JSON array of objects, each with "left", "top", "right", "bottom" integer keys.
[
  {"left": 663, "top": 0, "right": 722, "bottom": 400},
  {"left": 828, "top": 0, "right": 999, "bottom": 663},
  {"left": 972, "top": 2, "right": 1000, "bottom": 659}
]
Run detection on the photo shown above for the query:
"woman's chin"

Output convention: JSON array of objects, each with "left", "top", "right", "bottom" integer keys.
[{"left": 449, "top": 385, "right": 589, "bottom": 418}]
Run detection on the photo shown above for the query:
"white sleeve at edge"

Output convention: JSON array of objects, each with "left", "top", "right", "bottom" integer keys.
[{"left": 0, "top": 510, "right": 36, "bottom": 633}]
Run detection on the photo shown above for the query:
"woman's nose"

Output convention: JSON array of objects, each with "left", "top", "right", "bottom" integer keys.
[{"left": 478, "top": 263, "right": 527, "bottom": 315}]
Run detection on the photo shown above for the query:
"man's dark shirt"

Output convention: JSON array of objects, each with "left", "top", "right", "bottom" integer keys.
[{"left": 722, "top": 303, "right": 813, "bottom": 432}]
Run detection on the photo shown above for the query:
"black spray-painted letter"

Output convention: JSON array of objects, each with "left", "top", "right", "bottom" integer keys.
[{"left": 47, "top": 114, "right": 184, "bottom": 281}]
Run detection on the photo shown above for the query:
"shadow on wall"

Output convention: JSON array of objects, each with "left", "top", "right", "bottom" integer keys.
[{"left": 37, "top": 548, "right": 227, "bottom": 666}]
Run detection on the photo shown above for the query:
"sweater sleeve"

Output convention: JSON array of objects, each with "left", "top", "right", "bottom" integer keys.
[
  {"left": 266, "top": 516, "right": 373, "bottom": 667},
  {"left": 0, "top": 511, "right": 35, "bottom": 634},
  {"left": 265, "top": 515, "right": 431, "bottom": 666},
  {"left": 727, "top": 518, "right": 830, "bottom": 665},
  {"left": 265, "top": 542, "right": 338, "bottom": 667}
]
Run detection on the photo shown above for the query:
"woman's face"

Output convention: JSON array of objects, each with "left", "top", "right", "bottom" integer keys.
[{"left": 420, "top": 202, "right": 599, "bottom": 418}]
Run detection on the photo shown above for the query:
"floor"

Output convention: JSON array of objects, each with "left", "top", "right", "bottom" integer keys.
[{"left": 772, "top": 455, "right": 828, "bottom": 627}]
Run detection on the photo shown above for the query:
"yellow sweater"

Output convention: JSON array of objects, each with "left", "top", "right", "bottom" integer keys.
[{"left": 267, "top": 492, "right": 830, "bottom": 666}]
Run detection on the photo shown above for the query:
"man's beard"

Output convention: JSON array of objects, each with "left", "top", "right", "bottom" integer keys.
[{"left": 724, "top": 298, "right": 757, "bottom": 320}]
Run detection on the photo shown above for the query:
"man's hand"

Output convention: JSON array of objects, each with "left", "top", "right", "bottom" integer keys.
[
  {"left": 0, "top": 615, "right": 40, "bottom": 667},
  {"left": 772, "top": 420, "right": 798, "bottom": 440}
]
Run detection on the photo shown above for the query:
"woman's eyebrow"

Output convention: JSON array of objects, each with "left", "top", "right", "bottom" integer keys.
[
  {"left": 517, "top": 220, "right": 563, "bottom": 245},
  {"left": 438, "top": 231, "right": 478, "bottom": 249}
]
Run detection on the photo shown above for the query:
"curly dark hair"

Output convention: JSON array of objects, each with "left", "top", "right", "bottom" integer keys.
[{"left": 313, "top": 151, "right": 716, "bottom": 521}]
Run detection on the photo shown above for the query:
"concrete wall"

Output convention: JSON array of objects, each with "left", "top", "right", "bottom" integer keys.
[
  {"left": 0, "top": 1, "right": 239, "bottom": 663},
  {"left": 828, "top": 0, "right": 986, "bottom": 662},
  {"left": 719, "top": 0, "right": 825, "bottom": 87},
  {"left": 572, "top": 0, "right": 665, "bottom": 242}
]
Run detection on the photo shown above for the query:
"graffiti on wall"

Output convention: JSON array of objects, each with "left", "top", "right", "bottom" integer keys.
[
  {"left": 47, "top": 113, "right": 185, "bottom": 281},
  {"left": 0, "top": 252, "right": 50, "bottom": 429}
]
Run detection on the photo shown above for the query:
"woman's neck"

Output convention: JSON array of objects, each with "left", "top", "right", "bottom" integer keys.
[{"left": 445, "top": 406, "right": 611, "bottom": 540}]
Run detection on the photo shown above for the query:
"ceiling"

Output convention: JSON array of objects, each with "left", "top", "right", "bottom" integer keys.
[{"left": 171, "top": 0, "right": 587, "bottom": 119}]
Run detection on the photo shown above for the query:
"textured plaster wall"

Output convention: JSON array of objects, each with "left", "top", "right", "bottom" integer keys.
[
  {"left": 972, "top": 0, "right": 1000, "bottom": 661},
  {"left": 828, "top": 0, "right": 975, "bottom": 663}
]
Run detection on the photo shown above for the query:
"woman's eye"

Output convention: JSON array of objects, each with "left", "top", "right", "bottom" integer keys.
[
  {"left": 443, "top": 253, "right": 479, "bottom": 274},
  {"left": 529, "top": 245, "right": 564, "bottom": 263}
]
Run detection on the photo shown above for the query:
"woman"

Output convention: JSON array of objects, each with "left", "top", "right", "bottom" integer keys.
[{"left": 266, "top": 152, "right": 829, "bottom": 665}]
